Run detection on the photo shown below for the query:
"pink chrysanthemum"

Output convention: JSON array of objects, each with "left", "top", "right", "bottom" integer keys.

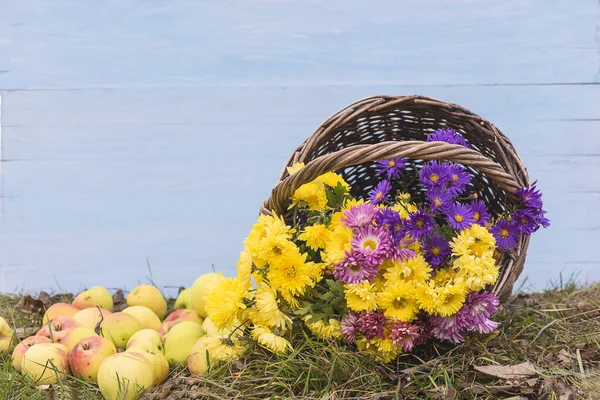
[
  {"left": 358, "top": 311, "right": 387, "bottom": 340},
  {"left": 351, "top": 225, "right": 393, "bottom": 265},
  {"left": 460, "top": 292, "right": 500, "bottom": 334},
  {"left": 333, "top": 251, "right": 379, "bottom": 284},
  {"left": 341, "top": 311, "right": 360, "bottom": 343},
  {"left": 430, "top": 314, "right": 466, "bottom": 344},
  {"left": 389, "top": 321, "right": 422, "bottom": 352},
  {"left": 342, "top": 203, "right": 378, "bottom": 228}
]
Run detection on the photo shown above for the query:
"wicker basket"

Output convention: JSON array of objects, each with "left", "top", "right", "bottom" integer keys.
[{"left": 261, "top": 95, "right": 531, "bottom": 301}]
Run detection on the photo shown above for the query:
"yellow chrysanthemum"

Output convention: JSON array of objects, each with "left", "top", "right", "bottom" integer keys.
[
  {"left": 318, "top": 172, "right": 350, "bottom": 190},
  {"left": 256, "top": 235, "right": 298, "bottom": 266},
  {"left": 322, "top": 225, "right": 353, "bottom": 265},
  {"left": 377, "top": 281, "right": 420, "bottom": 322},
  {"left": 453, "top": 255, "right": 500, "bottom": 291},
  {"left": 279, "top": 290, "right": 301, "bottom": 309},
  {"left": 451, "top": 224, "right": 496, "bottom": 259},
  {"left": 248, "top": 283, "right": 291, "bottom": 330},
  {"left": 329, "top": 211, "right": 344, "bottom": 228},
  {"left": 342, "top": 198, "right": 364, "bottom": 211},
  {"left": 287, "top": 162, "right": 305, "bottom": 176},
  {"left": 267, "top": 251, "right": 316, "bottom": 296},
  {"left": 237, "top": 247, "right": 253, "bottom": 287},
  {"left": 392, "top": 202, "right": 418, "bottom": 219},
  {"left": 298, "top": 224, "right": 330, "bottom": 250},
  {"left": 344, "top": 281, "right": 378, "bottom": 312},
  {"left": 303, "top": 315, "right": 343, "bottom": 340},
  {"left": 245, "top": 214, "right": 295, "bottom": 267},
  {"left": 252, "top": 326, "right": 293, "bottom": 354},
  {"left": 382, "top": 255, "right": 432, "bottom": 284},
  {"left": 374, "top": 337, "right": 401, "bottom": 363},
  {"left": 206, "top": 277, "right": 251, "bottom": 330},
  {"left": 291, "top": 181, "right": 328, "bottom": 210},
  {"left": 416, "top": 281, "right": 468, "bottom": 317}
]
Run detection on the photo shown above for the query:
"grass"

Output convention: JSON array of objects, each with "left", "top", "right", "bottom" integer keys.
[{"left": 1, "top": 282, "right": 600, "bottom": 400}]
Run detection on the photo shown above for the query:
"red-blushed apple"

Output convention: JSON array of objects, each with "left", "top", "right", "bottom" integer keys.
[
  {"left": 59, "top": 327, "right": 98, "bottom": 351},
  {"left": 42, "top": 303, "right": 79, "bottom": 324},
  {"left": 70, "top": 335, "right": 117, "bottom": 383},
  {"left": 72, "top": 286, "right": 114, "bottom": 311},
  {"left": 122, "top": 306, "right": 161, "bottom": 330},
  {"left": 97, "top": 352, "right": 154, "bottom": 400},
  {"left": 99, "top": 312, "right": 142, "bottom": 349},
  {"left": 36, "top": 316, "right": 79, "bottom": 342},
  {"left": 126, "top": 285, "right": 167, "bottom": 320},
  {"left": 191, "top": 273, "right": 224, "bottom": 318},
  {"left": 22, "top": 343, "right": 70, "bottom": 385},
  {"left": 163, "top": 309, "right": 203, "bottom": 325},
  {"left": 11, "top": 336, "right": 52, "bottom": 372},
  {"left": 73, "top": 307, "right": 111, "bottom": 330},
  {"left": 126, "top": 329, "right": 164, "bottom": 354},
  {"left": 0, "top": 316, "right": 15, "bottom": 354}
]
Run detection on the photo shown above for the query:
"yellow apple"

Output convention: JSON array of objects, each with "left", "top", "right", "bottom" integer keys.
[
  {"left": 70, "top": 336, "right": 117, "bottom": 383},
  {"left": 202, "top": 317, "right": 232, "bottom": 336},
  {"left": 0, "top": 316, "right": 15, "bottom": 354},
  {"left": 126, "top": 285, "right": 167, "bottom": 320},
  {"left": 99, "top": 312, "right": 142, "bottom": 349},
  {"left": 12, "top": 336, "right": 52, "bottom": 372},
  {"left": 42, "top": 303, "right": 79, "bottom": 324},
  {"left": 73, "top": 307, "right": 111, "bottom": 330},
  {"left": 174, "top": 288, "right": 194, "bottom": 310},
  {"left": 22, "top": 343, "right": 70, "bottom": 385},
  {"left": 188, "top": 334, "right": 246, "bottom": 375},
  {"left": 191, "top": 273, "right": 223, "bottom": 318},
  {"left": 97, "top": 352, "right": 154, "bottom": 400},
  {"left": 164, "top": 321, "right": 205, "bottom": 365},
  {"left": 126, "top": 346, "right": 169, "bottom": 386},
  {"left": 122, "top": 306, "right": 162, "bottom": 330},
  {"left": 126, "top": 329, "right": 164, "bottom": 354},
  {"left": 72, "top": 286, "right": 114, "bottom": 312},
  {"left": 59, "top": 327, "right": 98, "bottom": 351},
  {"left": 36, "top": 316, "right": 79, "bottom": 342}
]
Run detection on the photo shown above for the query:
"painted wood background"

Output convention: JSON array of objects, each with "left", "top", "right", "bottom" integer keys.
[{"left": 0, "top": 0, "right": 598, "bottom": 295}]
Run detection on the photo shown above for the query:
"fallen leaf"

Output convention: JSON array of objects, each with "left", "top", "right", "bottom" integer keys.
[
  {"left": 429, "top": 384, "right": 457, "bottom": 400},
  {"left": 556, "top": 349, "right": 572, "bottom": 367},
  {"left": 112, "top": 289, "right": 127, "bottom": 311},
  {"left": 474, "top": 362, "right": 537, "bottom": 380},
  {"left": 16, "top": 295, "right": 45, "bottom": 314}
]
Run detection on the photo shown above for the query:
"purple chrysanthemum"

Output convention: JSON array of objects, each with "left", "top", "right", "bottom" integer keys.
[
  {"left": 405, "top": 210, "right": 436, "bottom": 239},
  {"left": 426, "top": 188, "right": 453, "bottom": 212},
  {"left": 427, "top": 128, "right": 469, "bottom": 147},
  {"left": 341, "top": 311, "right": 360, "bottom": 343},
  {"left": 470, "top": 199, "right": 491, "bottom": 225},
  {"left": 392, "top": 246, "right": 417, "bottom": 262},
  {"left": 446, "top": 164, "right": 471, "bottom": 196},
  {"left": 419, "top": 161, "right": 451, "bottom": 190},
  {"left": 490, "top": 218, "right": 520, "bottom": 250},
  {"left": 342, "top": 203, "right": 378, "bottom": 228},
  {"left": 430, "top": 314, "right": 466, "bottom": 344},
  {"left": 422, "top": 233, "right": 451, "bottom": 267},
  {"left": 511, "top": 209, "right": 538, "bottom": 235},
  {"left": 333, "top": 251, "right": 379, "bottom": 284},
  {"left": 445, "top": 203, "right": 475, "bottom": 230},
  {"left": 459, "top": 292, "right": 499, "bottom": 334},
  {"left": 376, "top": 208, "right": 405, "bottom": 244},
  {"left": 518, "top": 185, "right": 544, "bottom": 209},
  {"left": 533, "top": 208, "right": 551, "bottom": 228},
  {"left": 376, "top": 158, "right": 407, "bottom": 180},
  {"left": 389, "top": 321, "right": 422, "bottom": 352},
  {"left": 369, "top": 180, "right": 392, "bottom": 205},
  {"left": 358, "top": 311, "right": 387, "bottom": 340},
  {"left": 351, "top": 225, "right": 393, "bottom": 265}
]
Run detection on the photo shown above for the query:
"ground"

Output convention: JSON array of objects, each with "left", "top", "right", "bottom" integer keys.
[{"left": 1, "top": 282, "right": 599, "bottom": 400}]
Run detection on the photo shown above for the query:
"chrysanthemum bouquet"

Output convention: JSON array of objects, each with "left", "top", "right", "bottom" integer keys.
[{"left": 204, "top": 128, "right": 549, "bottom": 362}]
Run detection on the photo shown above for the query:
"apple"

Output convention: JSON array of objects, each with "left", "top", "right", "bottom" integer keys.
[
  {"left": 202, "top": 317, "right": 232, "bottom": 336},
  {"left": 174, "top": 288, "right": 194, "bottom": 310},
  {"left": 126, "top": 346, "right": 169, "bottom": 386},
  {"left": 126, "top": 285, "right": 167, "bottom": 320},
  {"left": 191, "top": 273, "right": 223, "bottom": 318},
  {"left": 164, "top": 321, "right": 205, "bottom": 365},
  {"left": 70, "top": 336, "right": 117, "bottom": 383},
  {"left": 0, "top": 316, "right": 15, "bottom": 354},
  {"left": 97, "top": 352, "right": 155, "bottom": 400},
  {"left": 99, "top": 312, "right": 142, "bottom": 349},
  {"left": 36, "top": 316, "right": 79, "bottom": 342},
  {"left": 163, "top": 309, "right": 203, "bottom": 325},
  {"left": 22, "top": 343, "right": 70, "bottom": 385},
  {"left": 73, "top": 307, "right": 111, "bottom": 330},
  {"left": 122, "top": 306, "right": 162, "bottom": 330},
  {"left": 188, "top": 334, "right": 246, "bottom": 375},
  {"left": 11, "top": 336, "right": 52, "bottom": 372},
  {"left": 59, "top": 327, "right": 98, "bottom": 351},
  {"left": 72, "top": 286, "right": 114, "bottom": 312},
  {"left": 126, "top": 329, "right": 164, "bottom": 354},
  {"left": 42, "top": 303, "right": 79, "bottom": 324}
]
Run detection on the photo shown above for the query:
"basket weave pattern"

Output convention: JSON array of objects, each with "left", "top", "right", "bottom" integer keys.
[{"left": 261, "top": 95, "right": 531, "bottom": 301}]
